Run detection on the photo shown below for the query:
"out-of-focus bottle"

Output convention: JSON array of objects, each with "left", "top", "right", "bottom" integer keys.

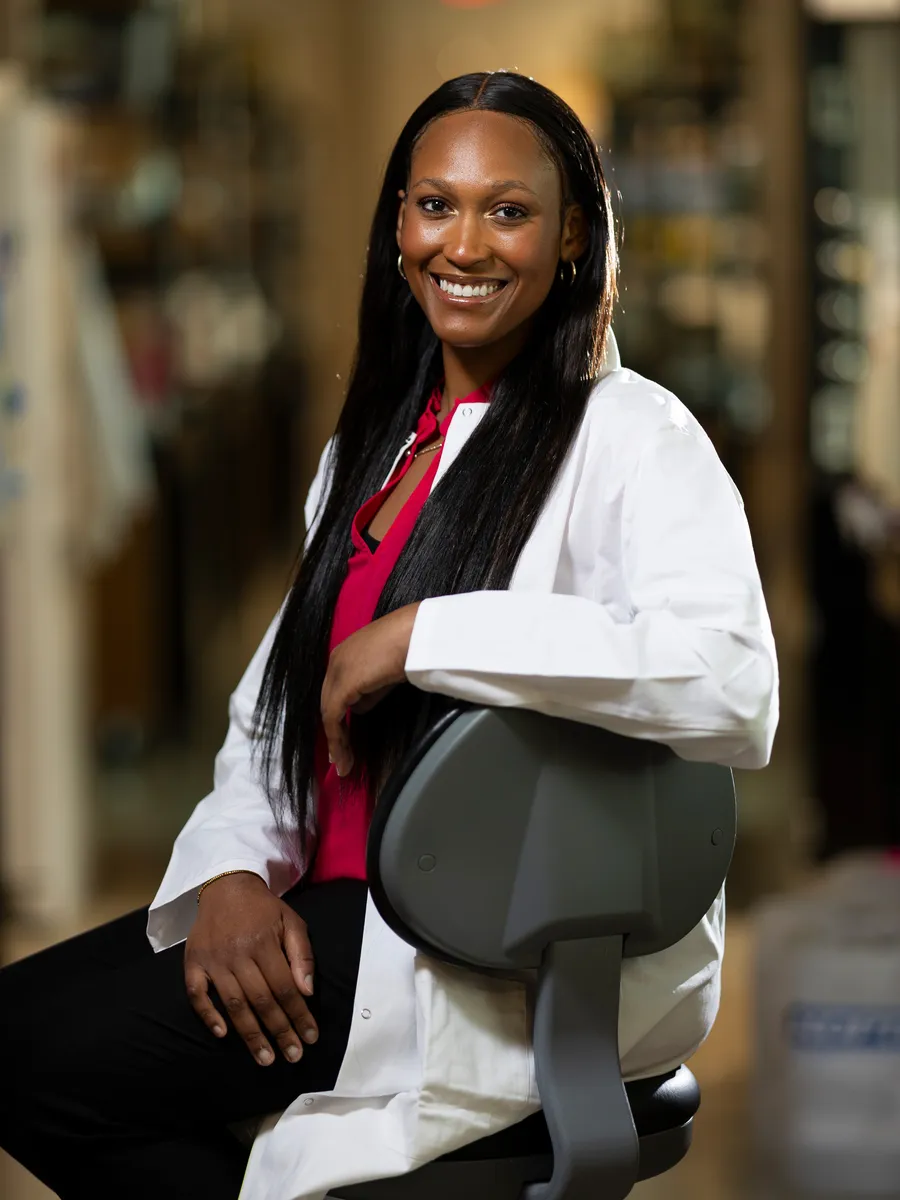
[{"left": 753, "top": 851, "right": 900, "bottom": 1195}]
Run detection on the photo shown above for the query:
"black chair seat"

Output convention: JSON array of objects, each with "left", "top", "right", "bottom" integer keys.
[
  {"left": 329, "top": 1067, "right": 700, "bottom": 1199},
  {"left": 438, "top": 1066, "right": 700, "bottom": 1162}
]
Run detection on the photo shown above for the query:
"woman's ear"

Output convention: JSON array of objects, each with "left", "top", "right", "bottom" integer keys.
[
  {"left": 396, "top": 188, "right": 407, "bottom": 250},
  {"left": 559, "top": 202, "right": 589, "bottom": 265}
]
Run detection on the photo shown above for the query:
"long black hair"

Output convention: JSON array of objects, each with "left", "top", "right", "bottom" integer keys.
[{"left": 254, "top": 71, "right": 618, "bottom": 861}]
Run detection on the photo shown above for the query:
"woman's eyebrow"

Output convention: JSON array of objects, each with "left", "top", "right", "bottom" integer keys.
[
  {"left": 409, "top": 176, "right": 539, "bottom": 198},
  {"left": 489, "top": 179, "right": 539, "bottom": 197}
]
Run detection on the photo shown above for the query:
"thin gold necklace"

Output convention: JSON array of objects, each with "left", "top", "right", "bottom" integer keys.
[{"left": 411, "top": 438, "right": 444, "bottom": 461}]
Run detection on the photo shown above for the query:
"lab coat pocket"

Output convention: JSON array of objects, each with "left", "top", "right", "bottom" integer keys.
[{"left": 407, "top": 954, "right": 540, "bottom": 1165}]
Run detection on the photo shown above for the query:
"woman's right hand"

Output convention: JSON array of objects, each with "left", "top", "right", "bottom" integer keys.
[{"left": 184, "top": 872, "right": 318, "bottom": 1066}]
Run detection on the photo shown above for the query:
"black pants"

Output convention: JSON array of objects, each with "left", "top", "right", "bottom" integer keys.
[{"left": 0, "top": 879, "right": 368, "bottom": 1199}]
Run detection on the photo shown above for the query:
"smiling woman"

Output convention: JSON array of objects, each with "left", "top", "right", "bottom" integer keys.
[
  {"left": 0, "top": 72, "right": 777, "bottom": 1200},
  {"left": 261, "top": 74, "right": 620, "bottom": 808},
  {"left": 398, "top": 109, "right": 587, "bottom": 362}
]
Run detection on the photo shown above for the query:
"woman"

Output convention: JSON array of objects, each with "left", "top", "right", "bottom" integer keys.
[{"left": 0, "top": 72, "right": 777, "bottom": 1200}]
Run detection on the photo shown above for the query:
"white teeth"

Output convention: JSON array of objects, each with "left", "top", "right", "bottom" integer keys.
[{"left": 438, "top": 277, "right": 501, "bottom": 298}]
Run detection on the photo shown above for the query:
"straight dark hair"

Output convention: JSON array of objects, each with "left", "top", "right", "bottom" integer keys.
[{"left": 254, "top": 71, "right": 618, "bottom": 862}]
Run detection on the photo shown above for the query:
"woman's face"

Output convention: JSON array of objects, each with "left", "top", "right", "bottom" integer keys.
[{"left": 397, "top": 110, "right": 586, "bottom": 351}]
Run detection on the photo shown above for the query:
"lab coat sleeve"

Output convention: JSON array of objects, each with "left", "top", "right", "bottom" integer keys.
[
  {"left": 146, "top": 439, "right": 335, "bottom": 951},
  {"left": 405, "top": 424, "right": 778, "bottom": 770}
]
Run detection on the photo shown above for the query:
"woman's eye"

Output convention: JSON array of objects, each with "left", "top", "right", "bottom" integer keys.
[
  {"left": 419, "top": 197, "right": 450, "bottom": 215},
  {"left": 416, "top": 198, "right": 527, "bottom": 220},
  {"left": 494, "top": 204, "right": 528, "bottom": 221}
]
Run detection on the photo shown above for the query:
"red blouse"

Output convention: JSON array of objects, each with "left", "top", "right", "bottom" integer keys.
[{"left": 309, "top": 380, "right": 491, "bottom": 883}]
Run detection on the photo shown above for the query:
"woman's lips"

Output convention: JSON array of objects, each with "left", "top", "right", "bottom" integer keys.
[{"left": 428, "top": 273, "right": 509, "bottom": 306}]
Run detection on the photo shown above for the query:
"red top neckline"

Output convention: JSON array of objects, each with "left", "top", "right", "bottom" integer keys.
[
  {"left": 309, "top": 377, "right": 492, "bottom": 885},
  {"left": 349, "top": 379, "right": 492, "bottom": 557}
]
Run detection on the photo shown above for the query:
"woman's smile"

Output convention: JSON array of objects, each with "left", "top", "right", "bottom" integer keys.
[{"left": 428, "top": 271, "right": 510, "bottom": 305}]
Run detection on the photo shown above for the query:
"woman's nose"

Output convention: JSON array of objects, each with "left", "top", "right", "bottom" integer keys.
[{"left": 444, "top": 213, "right": 491, "bottom": 269}]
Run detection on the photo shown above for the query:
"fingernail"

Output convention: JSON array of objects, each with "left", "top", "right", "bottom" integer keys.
[
  {"left": 285, "top": 1045, "right": 302, "bottom": 1063},
  {"left": 212, "top": 1024, "right": 225, "bottom": 1037},
  {"left": 304, "top": 974, "right": 314, "bottom": 995},
  {"left": 303, "top": 1027, "right": 318, "bottom": 1044},
  {"left": 328, "top": 752, "right": 334, "bottom": 764},
  {"left": 257, "top": 1048, "right": 274, "bottom": 1066}
]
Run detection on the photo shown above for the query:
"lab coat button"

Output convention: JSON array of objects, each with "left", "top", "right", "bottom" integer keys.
[
  {"left": 463, "top": 406, "right": 472, "bottom": 416},
  {"left": 361, "top": 1008, "right": 372, "bottom": 1019},
  {"left": 303, "top": 1098, "right": 314, "bottom": 1106}
]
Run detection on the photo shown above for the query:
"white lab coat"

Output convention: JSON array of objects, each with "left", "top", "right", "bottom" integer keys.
[{"left": 148, "top": 334, "right": 778, "bottom": 1200}]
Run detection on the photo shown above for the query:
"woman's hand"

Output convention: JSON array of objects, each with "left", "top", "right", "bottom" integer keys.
[
  {"left": 184, "top": 872, "right": 318, "bottom": 1066},
  {"left": 321, "top": 602, "right": 421, "bottom": 777}
]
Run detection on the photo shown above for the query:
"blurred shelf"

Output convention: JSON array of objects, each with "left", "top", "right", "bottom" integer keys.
[{"left": 43, "top": 4, "right": 307, "bottom": 754}]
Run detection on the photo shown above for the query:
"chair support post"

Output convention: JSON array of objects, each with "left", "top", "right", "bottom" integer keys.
[{"left": 523, "top": 936, "right": 639, "bottom": 1200}]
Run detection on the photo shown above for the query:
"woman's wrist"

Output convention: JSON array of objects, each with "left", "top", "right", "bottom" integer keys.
[{"left": 197, "top": 869, "right": 266, "bottom": 904}]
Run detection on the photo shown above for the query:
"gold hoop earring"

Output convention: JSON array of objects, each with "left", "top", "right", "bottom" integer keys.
[
  {"left": 558, "top": 259, "right": 577, "bottom": 284},
  {"left": 397, "top": 254, "right": 407, "bottom": 282}
]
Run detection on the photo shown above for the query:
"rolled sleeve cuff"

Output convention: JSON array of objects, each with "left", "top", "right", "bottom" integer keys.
[{"left": 147, "top": 856, "right": 297, "bottom": 953}]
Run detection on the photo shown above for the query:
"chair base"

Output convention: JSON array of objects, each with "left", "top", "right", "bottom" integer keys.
[{"left": 328, "top": 1118, "right": 694, "bottom": 1200}]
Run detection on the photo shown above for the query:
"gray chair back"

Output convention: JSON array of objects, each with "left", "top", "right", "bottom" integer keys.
[{"left": 369, "top": 707, "right": 734, "bottom": 969}]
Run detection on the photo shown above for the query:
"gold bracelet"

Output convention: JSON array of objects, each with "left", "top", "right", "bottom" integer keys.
[{"left": 197, "top": 869, "right": 259, "bottom": 903}]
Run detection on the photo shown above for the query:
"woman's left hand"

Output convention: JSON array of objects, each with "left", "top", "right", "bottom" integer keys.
[{"left": 321, "top": 602, "right": 421, "bottom": 777}]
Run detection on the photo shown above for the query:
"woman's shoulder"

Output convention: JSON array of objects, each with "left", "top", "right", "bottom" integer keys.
[
  {"left": 578, "top": 366, "right": 744, "bottom": 507},
  {"left": 581, "top": 365, "right": 713, "bottom": 466}
]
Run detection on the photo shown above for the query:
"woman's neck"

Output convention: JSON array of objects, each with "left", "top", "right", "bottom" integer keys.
[{"left": 439, "top": 325, "right": 529, "bottom": 413}]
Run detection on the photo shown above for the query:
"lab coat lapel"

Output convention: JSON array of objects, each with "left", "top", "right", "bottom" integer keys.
[
  {"left": 430, "top": 401, "right": 487, "bottom": 489},
  {"left": 379, "top": 432, "right": 417, "bottom": 491},
  {"left": 384, "top": 330, "right": 621, "bottom": 496},
  {"left": 400, "top": 328, "right": 621, "bottom": 498},
  {"left": 423, "top": 400, "right": 564, "bottom": 593}
]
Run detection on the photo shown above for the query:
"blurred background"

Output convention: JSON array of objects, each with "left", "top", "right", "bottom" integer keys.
[{"left": 1, "top": 0, "right": 899, "bottom": 1196}]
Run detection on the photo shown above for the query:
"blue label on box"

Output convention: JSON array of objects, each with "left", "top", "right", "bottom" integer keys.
[{"left": 785, "top": 1002, "right": 900, "bottom": 1053}]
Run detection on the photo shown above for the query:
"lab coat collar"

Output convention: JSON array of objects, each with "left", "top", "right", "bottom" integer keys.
[
  {"left": 431, "top": 328, "right": 621, "bottom": 488},
  {"left": 380, "top": 329, "right": 621, "bottom": 492},
  {"left": 603, "top": 327, "right": 621, "bottom": 375}
]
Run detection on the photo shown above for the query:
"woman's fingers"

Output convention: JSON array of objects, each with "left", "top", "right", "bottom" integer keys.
[
  {"left": 320, "top": 615, "right": 415, "bottom": 772},
  {"left": 233, "top": 960, "right": 310, "bottom": 1065},
  {"left": 283, "top": 912, "right": 316, "bottom": 997},
  {"left": 320, "top": 657, "right": 357, "bottom": 777},
  {"left": 184, "top": 958, "right": 227, "bottom": 1038},
  {"left": 212, "top": 965, "right": 280, "bottom": 1067},
  {"left": 256, "top": 941, "right": 319, "bottom": 1049}
]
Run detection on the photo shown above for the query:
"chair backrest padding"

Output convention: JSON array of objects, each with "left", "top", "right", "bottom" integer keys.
[{"left": 368, "top": 708, "right": 735, "bottom": 972}]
